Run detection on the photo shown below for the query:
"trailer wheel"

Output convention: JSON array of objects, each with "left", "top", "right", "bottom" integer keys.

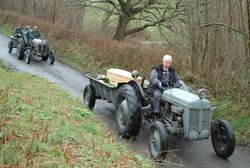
[
  {"left": 83, "top": 85, "right": 96, "bottom": 110},
  {"left": 8, "top": 41, "right": 13, "bottom": 53},
  {"left": 115, "top": 84, "right": 141, "bottom": 138},
  {"left": 148, "top": 121, "right": 168, "bottom": 160},
  {"left": 211, "top": 119, "right": 235, "bottom": 159}
]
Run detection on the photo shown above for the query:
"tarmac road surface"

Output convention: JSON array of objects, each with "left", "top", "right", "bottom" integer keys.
[{"left": 0, "top": 33, "right": 249, "bottom": 168}]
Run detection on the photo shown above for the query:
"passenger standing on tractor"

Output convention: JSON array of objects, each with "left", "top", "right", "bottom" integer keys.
[
  {"left": 30, "top": 26, "right": 42, "bottom": 39},
  {"left": 13, "top": 24, "right": 22, "bottom": 38},
  {"left": 147, "top": 55, "right": 182, "bottom": 118}
]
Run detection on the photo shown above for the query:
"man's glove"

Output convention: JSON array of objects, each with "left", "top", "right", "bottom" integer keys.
[
  {"left": 174, "top": 82, "right": 182, "bottom": 88},
  {"left": 162, "top": 81, "right": 170, "bottom": 87},
  {"left": 158, "top": 82, "right": 164, "bottom": 92},
  {"left": 159, "top": 85, "right": 164, "bottom": 91}
]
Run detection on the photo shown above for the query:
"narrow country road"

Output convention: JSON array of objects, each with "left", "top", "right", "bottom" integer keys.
[{"left": 0, "top": 33, "right": 249, "bottom": 168}]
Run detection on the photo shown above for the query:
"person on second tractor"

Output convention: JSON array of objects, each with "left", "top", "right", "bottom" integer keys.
[
  {"left": 147, "top": 54, "right": 182, "bottom": 118},
  {"left": 22, "top": 25, "right": 31, "bottom": 39},
  {"left": 30, "top": 25, "right": 42, "bottom": 39},
  {"left": 13, "top": 24, "right": 22, "bottom": 38}
]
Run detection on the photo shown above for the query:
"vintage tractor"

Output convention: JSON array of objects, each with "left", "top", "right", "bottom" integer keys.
[
  {"left": 24, "top": 38, "right": 55, "bottom": 65},
  {"left": 83, "top": 69, "right": 235, "bottom": 160},
  {"left": 147, "top": 88, "right": 235, "bottom": 159}
]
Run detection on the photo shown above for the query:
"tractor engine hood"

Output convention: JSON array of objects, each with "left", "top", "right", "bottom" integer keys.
[
  {"left": 32, "top": 39, "right": 47, "bottom": 45},
  {"left": 162, "top": 88, "right": 211, "bottom": 110}
]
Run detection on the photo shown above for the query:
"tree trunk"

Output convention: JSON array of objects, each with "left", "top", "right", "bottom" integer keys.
[
  {"left": 187, "top": 0, "right": 196, "bottom": 73},
  {"left": 79, "top": 7, "right": 85, "bottom": 30},
  {"left": 217, "top": 0, "right": 223, "bottom": 67},
  {"left": 113, "top": 15, "right": 130, "bottom": 41},
  {"left": 247, "top": 0, "right": 250, "bottom": 52},
  {"left": 31, "top": 0, "right": 37, "bottom": 18},
  {"left": 11, "top": 0, "right": 14, "bottom": 11},
  {"left": 229, "top": 0, "right": 232, "bottom": 28},
  {"left": 52, "top": 0, "right": 57, "bottom": 24},
  {"left": 22, "top": 0, "right": 28, "bottom": 15},
  {"left": 246, "top": 0, "right": 250, "bottom": 70},
  {"left": 238, "top": 0, "right": 249, "bottom": 72},
  {"left": 201, "top": 0, "right": 208, "bottom": 74}
]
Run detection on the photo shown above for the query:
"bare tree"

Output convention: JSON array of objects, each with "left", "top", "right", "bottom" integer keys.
[{"left": 66, "top": 0, "right": 185, "bottom": 41}]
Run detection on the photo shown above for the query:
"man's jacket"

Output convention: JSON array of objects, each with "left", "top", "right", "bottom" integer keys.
[
  {"left": 30, "top": 31, "right": 42, "bottom": 39},
  {"left": 13, "top": 28, "right": 22, "bottom": 37},
  {"left": 147, "top": 64, "right": 181, "bottom": 95}
]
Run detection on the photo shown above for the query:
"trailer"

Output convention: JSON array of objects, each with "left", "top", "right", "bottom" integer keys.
[{"left": 83, "top": 74, "right": 118, "bottom": 109}]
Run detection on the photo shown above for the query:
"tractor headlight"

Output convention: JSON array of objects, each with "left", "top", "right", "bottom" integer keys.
[
  {"left": 198, "top": 88, "right": 207, "bottom": 99},
  {"left": 131, "top": 70, "right": 139, "bottom": 79}
]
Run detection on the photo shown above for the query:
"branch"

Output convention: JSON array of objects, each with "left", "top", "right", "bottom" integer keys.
[
  {"left": 126, "top": 18, "right": 168, "bottom": 35},
  {"left": 130, "top": 1, "right": 163, "bottom": 15},
  {"left": 202, "top": 22, "right": 244, "bottom": 35},
  {"left": 158, "top": 26, "right": 171, "bottom": 44},
  {"left": 117, "top": 0, "right": 125, "bottom": 12},
  {"left": 87, "top": 5, "right": 119, "bottom": 15},
  {"left": 105, "top": 0, "right": 121, "bottom": 14}
]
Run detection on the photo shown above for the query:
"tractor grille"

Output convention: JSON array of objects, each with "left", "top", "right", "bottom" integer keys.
[
  {"left": 189, "top": 109, "right": 210, "bottom": 132},
  {"left": 37, "top": 44, "right": 48, "bottom": 55}
]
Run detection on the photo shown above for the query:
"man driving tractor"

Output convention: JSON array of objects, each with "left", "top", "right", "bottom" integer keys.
[
  {"left": 147, "top": 55, "right": 182, "bottom": 118},
  {"left": 13, "top": 24, "right": 22, "bottom": 38}
]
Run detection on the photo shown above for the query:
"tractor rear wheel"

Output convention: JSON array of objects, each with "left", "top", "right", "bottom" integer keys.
[
  {"left": 17, "top": 39, "right": 25, "bottom": 60},
  {"left": 115, "top": 84, "right": 141, "bottom": 138}
]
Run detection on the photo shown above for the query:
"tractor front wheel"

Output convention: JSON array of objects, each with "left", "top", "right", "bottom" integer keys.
[
  {"left": 211, "top": 119, "right": 235, "bottom": 159},
  {"left": 25, "top": 49, "right": 31, "bottom": 64},
  {"left": 8, "top": 41, "right": 13, "bottom": 53},
  {"left": 148, "top": 121, "right": 168, "bottom": 160}
]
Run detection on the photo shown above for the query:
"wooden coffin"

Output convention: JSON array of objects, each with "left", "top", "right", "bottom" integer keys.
[{"left": 107, "top": 68, "right": 142, "bottom": 86}]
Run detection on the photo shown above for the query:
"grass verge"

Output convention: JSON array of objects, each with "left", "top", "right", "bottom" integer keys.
[{"left": 0, "top": 61, "right": 154, "bottom": 167}]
